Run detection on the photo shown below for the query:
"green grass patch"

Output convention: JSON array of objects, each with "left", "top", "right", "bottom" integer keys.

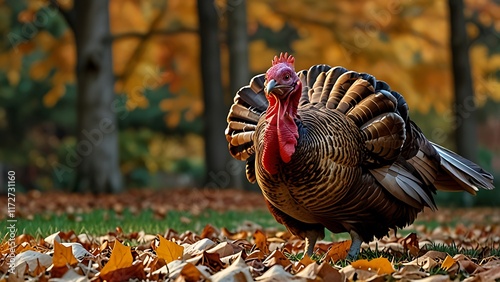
[{"left": 1, "top": 208, "right": 283, "bottom": 239}]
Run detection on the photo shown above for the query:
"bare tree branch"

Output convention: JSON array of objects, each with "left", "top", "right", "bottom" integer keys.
[{"left": 115, "top": 4, "right": 169, "bottom": 82}]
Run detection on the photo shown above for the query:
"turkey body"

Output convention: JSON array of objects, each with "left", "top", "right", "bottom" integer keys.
[
  {"left": 254, "top": 105, "right": 420, "bottom": 242},
  {"left": 225, "top": 61, "right": 494, "bottom": 258}
]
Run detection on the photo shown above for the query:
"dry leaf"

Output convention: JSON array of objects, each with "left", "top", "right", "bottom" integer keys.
[
  {"left": 210, "top": 252, "right": 253, "bottom": 282},
  {"left": 256, "top": 265, "right": 302, "bottom": 281},
  {"left": 441, "top": 255, "right": 456, "bottom": 271},
  {"left": 253, "top": 230, "right": 269, "bottom": 254},
  {"left": 325, "top": 240, "right": 351, "bottom": 262},
  {"left": 13, "top": 250, "right": 52, "bottom": 277},
  {"left": 99, "top": 240, "right": 133, "bottom": 278},
  {"left": 156, "top": 235, "right": 184, "bottom": 263},
  {"left": 53, "top": 241, "right": 79, "bottom": 267},
  {"left": 351, "top": 257, "right": 395, "bottom": 275},
  {"left": 179, "top": 262, "right": 203, "bottom": 282}
]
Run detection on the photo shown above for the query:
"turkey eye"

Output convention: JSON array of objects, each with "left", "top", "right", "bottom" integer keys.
[{"left": 284, "top": 74, "right": 290, "bottom": 80}]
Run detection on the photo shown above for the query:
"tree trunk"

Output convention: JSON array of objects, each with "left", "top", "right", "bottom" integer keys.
[
  {"left": 226, "top": 0, "right": 256, "bottom": 190},
  {"left": 448, "top": 0, "right": 476, "bottom": 206},
  {"left": 197, "top": 0, "right": 232, "bottom": 188},
  {"left": 72, "top": 0, "right": 122, "bottom": 193}
]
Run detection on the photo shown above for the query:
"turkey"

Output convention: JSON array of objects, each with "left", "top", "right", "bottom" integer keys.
[{"left": 225, "top": 53, "right": 495, "bottom": 259}]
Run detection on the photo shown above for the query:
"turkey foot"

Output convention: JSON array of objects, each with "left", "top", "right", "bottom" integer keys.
[{"left": 347, "top": 230, "right": 362, "bottom": 260}]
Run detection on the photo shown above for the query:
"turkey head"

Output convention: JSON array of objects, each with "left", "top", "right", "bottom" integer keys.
[{"left": 262, "top": 53, "right": 302, "bottom": 175}]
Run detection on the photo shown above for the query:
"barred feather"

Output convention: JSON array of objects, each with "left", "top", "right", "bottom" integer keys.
[{"left": 225, "top": 59, "right": 495, "bottom": 254}]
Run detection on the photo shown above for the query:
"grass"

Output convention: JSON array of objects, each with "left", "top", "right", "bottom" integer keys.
[
  {"left": 0, "top": 208, "right": 282, "bottom": 240},
  {"left": 2, "top": 208, "right": 499, "bottom": 262}
]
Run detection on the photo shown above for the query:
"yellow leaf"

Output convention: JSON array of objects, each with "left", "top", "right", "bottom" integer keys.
[
  {"left": 351, "top": 257, "right": 395, "bottom": 275},
  {"left": 100, "top": 240, "right": 133, "bottom": 277},
  {"left": 53, "top": 241, "right": 78, "bottom": 267},
  {"left": 441, "top": 255, "right": 455, "bottom": 271},
  {"left": 156, "top": 235, "right": 184, "bottom": 263}
]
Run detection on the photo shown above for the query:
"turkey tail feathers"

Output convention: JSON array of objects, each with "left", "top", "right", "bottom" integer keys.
[
  {"left": 226, "top": 74, "right": 268, "bottom": 161},
  {"left": 432, "top": 142, "right": 495, "bottom": 193}
]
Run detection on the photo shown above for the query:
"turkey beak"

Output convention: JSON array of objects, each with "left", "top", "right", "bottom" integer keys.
[
  {"left": 266, "top": 79, "right": 277, "bottom": 95},
  {"left": 266, "top": 79, "right": 293, "bottom": 98}
]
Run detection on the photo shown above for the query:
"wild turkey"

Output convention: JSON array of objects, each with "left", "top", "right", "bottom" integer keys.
[{"left": 225, "top": 53, "right": 495, "bottom": 259}]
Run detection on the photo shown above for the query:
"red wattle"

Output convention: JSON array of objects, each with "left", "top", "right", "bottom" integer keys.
[
  {"left": 262, "top": 90, "right": 300, "bottom": 175},
  {"left": 277, "top": 97, "right": 298, "bottom": 163}
]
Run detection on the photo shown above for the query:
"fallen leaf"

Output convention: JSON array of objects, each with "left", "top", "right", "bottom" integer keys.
[
  {"left": 207, "top": 241, "right": 237, "bottom": 258},
  {"left": 255, "top": 265, "right": 301, "bottom": 281},
  {"left": 156, "top": 235, "right": 184, "bottom": 263},
  {"left": 441, "top": 254, "right": 456, "bottom": 271},
  {"left": 179, "top": 262, "right": 204, "bottom": 282},
  {"left": 210, "top": 252, "right": 253, "bottom": 282},
  {"left": 200, "top": 251, "right": 225, "bottom": 273},
  {"left": 415, "top": 275, "right": 451, "bottom": 282},
  {"left": 61, "top": 242, "right": 93, "bottom": 262},
  {"left": 99, "top": 240, "right": 133, "bottom": 277},
  {"left": 262, "top": 250, "right": 292, "bottom": 269},
  {"left": 351, "top": 257, "right": 395, "bottom": 275},
  {"left": 13, "top": 250, "right": 52, "bottom": 277},
  {"left": 53, "top": 241, "right": 79, "bottom": 267},
  {"left": 182, "top": 238, "right": 215, "bottom": 258},
  {"left": 101, "top": 261, "right": 146, "bottom": 281},
  {"left": 221, "top": 227, "right": 248, "bottom": 240},
  {"left": 402, "top": 233, "right": 420, "bottom": 256},
  {"left": 51, "top": 241, "right": 79, "bottom": 278},
  {"left": 253, "top": 230, "right": 269, "bottom": 254},
  {"left": 325, "top": 240, "right": 351, "bottom": 262},
  {"left": 317, "top": 261, "right": 344, "bottom": 281},
  {"left": 49, "top": 267, "right": 88, "bottom": 282},
  {"left": 200, "top": 224, "right": 219, "bottom": 239}
]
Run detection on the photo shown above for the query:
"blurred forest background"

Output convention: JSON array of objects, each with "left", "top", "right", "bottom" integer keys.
[{"left": 0, "top": 0, "right": 499, "bottom": 205}]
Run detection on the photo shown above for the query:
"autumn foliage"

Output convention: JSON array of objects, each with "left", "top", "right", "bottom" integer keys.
[{"left": 2, "top": 223, "right": 500, "bottom": 281}]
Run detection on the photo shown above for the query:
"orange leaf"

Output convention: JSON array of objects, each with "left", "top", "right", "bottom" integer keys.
[
  {"left": 156, "top": 235, "right": 184, "bottom": 263},
  {"left": 53, "top": 241, "right": 78, "bottom": 268},
  {"left": 441, "top": 255, "right": 456, "bottom": 271},
  {"left": 325, "top": 240, "right": 351, "bottom": 262},
  {"left": 351, "top": 257, "right": 395, "bottom": 275},
  {"left": 180, "top": 263, "right": 203, "bottom": 281},
  {"left": 253, "top": 230, "right": 269, "bottom": 254},
  {"left": 100, "top": 240, "right": 133, "bottom": 277}
]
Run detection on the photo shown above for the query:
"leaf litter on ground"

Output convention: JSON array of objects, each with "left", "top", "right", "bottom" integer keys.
[{"left": 1, "top": 189, "right": 500, "bottom": 281}]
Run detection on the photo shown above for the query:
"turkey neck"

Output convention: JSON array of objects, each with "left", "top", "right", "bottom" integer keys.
[{"left": 262, "top": 87, "right": 301, "bottom": 175}]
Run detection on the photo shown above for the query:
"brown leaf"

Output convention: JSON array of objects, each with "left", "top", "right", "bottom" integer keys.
[
  {"left": 179, "top": 262, "right": 203, "bottom": 282},
  {"left": 402, "top": 233, "right": 420, "bottom": 256},
  {"left": 253, "top": 230, "right": 269, "bottom": 254},
  {"left": 324, "top": 240, "right": 351, "bottom": 262},
  {"left": 199, "top": 251, "right": 225, "bottom": 273},
  {"left": 200, "top": 224, "right": 219, "bottom": 239},
  {"left": 100, "top": 261, "right": 146, "bottom": 281},
  {"left": 221, "top": 227, "right": 248, "bottom": 240},
  {"left": 317, "top": 261, "right": 344, "bottom": 281}
]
